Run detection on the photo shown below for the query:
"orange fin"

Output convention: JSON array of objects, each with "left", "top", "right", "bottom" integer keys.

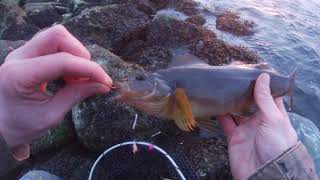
[{"left": 170, "top": 88, "right": 196, "bottom": 132}]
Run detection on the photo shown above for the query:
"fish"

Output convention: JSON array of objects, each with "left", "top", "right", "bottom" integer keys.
[{"left": 114, "top": 53, "right": 296, "bottom": 132}]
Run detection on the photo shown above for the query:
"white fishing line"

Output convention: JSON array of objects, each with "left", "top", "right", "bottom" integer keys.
[
  {"left": 132, "top": 114, "right": 138, "bottom": 130},
  {"left": 88, "top": 141, "right": 186, "bottom": 180}
]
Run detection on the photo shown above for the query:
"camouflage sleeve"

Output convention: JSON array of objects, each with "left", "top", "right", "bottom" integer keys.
[{"left": 248, "top": 141, "right": 318, "bottom": 180}]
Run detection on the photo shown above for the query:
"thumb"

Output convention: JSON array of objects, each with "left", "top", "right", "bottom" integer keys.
[
  {"left": 254, "top": 73, "right": 281, "bottom": 118},
  {"left": 48, "top": 82, "right": 110, "bottom": 125}
]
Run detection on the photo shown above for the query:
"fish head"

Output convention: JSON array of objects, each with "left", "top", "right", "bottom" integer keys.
[{"left": 114, "top": 72, "right": 173, "bottom": 114}]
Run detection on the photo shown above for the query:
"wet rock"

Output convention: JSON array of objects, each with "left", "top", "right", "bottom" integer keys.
[
  {"left": 147, "top": 16, "right": 259, "bottom": 65},
  {"left": 150, "top": 0, "right": 199, "bottom": 16},
  {"left": 0, "top": 40, "right": 25, "bottom": 66},
  {"left": 190, "top": 38, "right": 260, "bottom": 65},
  {"left": 186, "top": 14, "right": 206, "bottom": 26},
  {"left": 167, "top": 0, "right": 198, "bottom": 16},
  {"left": 23, "top": 2, "right": 70, "bottom": 28},
  {"left": 0, "top": 2, "right": 39, "bottom": 41},
  {"left": 216, "top": 10, "right": 256, "bottom": 36},
  {"left": 289, "top": 113, "right": 320, "bottom": 175},
  {"left": 146, "top": 16, "right": 215, "bottom": 47},
  {"left": 124, "top": 45, "right": 172, "bottom": 72},
  {"left": 30, "top": 115, "right": 75, "bottom": 155},
  {"left": 64, "top": 4, "right": 150, "bottom": 51}
]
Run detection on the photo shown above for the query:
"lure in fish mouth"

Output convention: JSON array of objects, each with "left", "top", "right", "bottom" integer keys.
[{"left": 114, "top": 73, "right": 174, "bottom": 117}]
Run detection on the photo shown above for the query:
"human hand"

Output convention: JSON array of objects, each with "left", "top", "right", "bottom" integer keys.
[
  {"left": 217, "top": 73, "right": 298, "bottom": 180},
  {"left": 0, "top": 25, "right": 112, "bottom": 160}
]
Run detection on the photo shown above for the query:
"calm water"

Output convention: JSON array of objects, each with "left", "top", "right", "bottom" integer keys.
[{"left": 195, "top": 0, "right": 320, "bottom": 127}]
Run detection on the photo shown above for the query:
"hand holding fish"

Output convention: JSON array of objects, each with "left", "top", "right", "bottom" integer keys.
[
  {"left": 217, "top": 73, "right": 298, "bottom": 180},
  {"left": 0, "top": 25, "right": 112, "bottom": 160}
]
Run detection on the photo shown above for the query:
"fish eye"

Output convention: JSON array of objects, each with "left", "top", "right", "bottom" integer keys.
[{"left": 135, "top": 74, "right": 146, "bottom": 81}]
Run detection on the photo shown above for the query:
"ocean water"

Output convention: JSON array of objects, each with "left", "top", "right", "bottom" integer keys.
[{"left": 195, "top": 0, "right": 320, "bottom": 127}]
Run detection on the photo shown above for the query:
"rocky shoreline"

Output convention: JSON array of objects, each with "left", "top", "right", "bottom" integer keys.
[{"left": 1, "top": 0, "right": 262, "bottom": 179}]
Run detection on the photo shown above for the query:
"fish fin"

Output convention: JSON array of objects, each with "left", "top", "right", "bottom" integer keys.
[
  {"left": 235, "top": 106, "right": 258, "bottom": 117},
  {"left": 250, "top": 62, "right": 275, "bottom": 71},
  {"left": 229, "top": 60, "right": 245, "bottom": 66},
  {"left": 288, "top": 67, "right": 297, "bottom": 111},
  {"left": 230, "top": 61, "right": 276, "bottom": 72},
  {"left": 198, "top": 118, "right": 225, "bottom": 138},
  {"left": 196, "top": 117, "right": 221, "bottom": 133},
  {"left": 169, "top": 53, "right": 209, "bottom": 68},
  {"left": 170, "top": 88, "right": 196, "bottom": 131}
]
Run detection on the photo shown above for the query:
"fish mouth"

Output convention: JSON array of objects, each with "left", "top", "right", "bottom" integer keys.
[{"left": 113, "top": 81, "right": 130, "bottom": 100}]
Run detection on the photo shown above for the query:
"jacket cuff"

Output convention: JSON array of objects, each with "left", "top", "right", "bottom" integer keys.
[{"left": 248, "top": 141, "right": 318, "bottom": 180}]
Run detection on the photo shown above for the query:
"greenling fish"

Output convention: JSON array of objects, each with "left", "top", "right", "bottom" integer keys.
[{"left": 114, "top": 53, "right": 296, "bottom": 132}]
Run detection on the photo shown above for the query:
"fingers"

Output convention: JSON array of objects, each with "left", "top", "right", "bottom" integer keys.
[
  {"left": 5, "top": 25, "right": 90, "bottom": 61},
  {"left": 21, "top": 52, "right": 112, "bottom": 87},
  {"left": 254, "top": 73, "right": 282, "bottom": 119},
  {"left": 274, "top": 97, "right": 288, "bottom": 116},
  {"left": 47, "top": 82, "right": 110, "bottom": 126},
  {"left": 217, "top": 115, "right": 236, "bottom": 142}
]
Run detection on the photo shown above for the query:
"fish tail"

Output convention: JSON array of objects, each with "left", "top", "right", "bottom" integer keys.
[{"left": 288, "top": 67, "right": 297, "bottom": 112}]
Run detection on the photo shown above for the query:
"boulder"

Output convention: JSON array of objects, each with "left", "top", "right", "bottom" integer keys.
[
  {"left": 23, "top": 2, "right": 70, "bottom": 28},
  {"left": 146, "top": 16, "right": 260, "bottom": 65},
  {"left": 190, "top": 38, "right": 260, "bottom": 65},
  {"left": 0, "top": 2, "right": 39, "bottom": 41},
  {"left": 72, "top": 44, "right": 152, "bottom": 151},
  {"left": 123, "top": 45, "right": 172, "bottom": 72},
  {"left": 289, "top": 113, "right": 320, "bottom": 176},
  {"left": 0, "top": 40, "right": 25, "bottom": 66},
  {"left": 64, "top": 4, "right": 151, "bottom": 51},
  {"left": 166, "top": 0, "right": 199, "bottom": 16},
  {"left": 216, "top": 10, "right": 256, "bottom": 36},
  {"left": 146, "top": 16, "right": 215, "bottom": 47},
  {"left": 186, "top": 14, "right": 206, "bottom": 26}
]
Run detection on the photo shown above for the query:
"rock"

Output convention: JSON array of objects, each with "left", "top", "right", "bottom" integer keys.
[
  {"left": 72, "top": 44, "right": 156, "bottom": 151},
  {"left": 216, "top": 10, "right": 256, "bottom": 36},
  {"left": 167, "top": 0, "right": 199, "bottom": 16},
  {"left": 30, "top": 115, "right": 75, "bottom": 155},
  {"left": 23, "top": 2, "right": 70, "bottom": 28},
  {"left": 64, "top": 4, "right": 150, "bottom": 51},
  {"left": 146, "top": 16, "right": 215, "bottom": 47},
  {"left": 186, "top": 14, "right": 206, "bottom": 26},
  {"left": 150, "top": 0, "right": 199, "bottom": 16},
  {"left": 146, "top": 16, "right": 260, "bottom": 65},
  {"left": 288, "top": 113, "right": 320, "bottom": 176},
  {"left": 0, "top": 40, "right": 25, "bottom": 66},
  {"left": 190, "top": 38, "right": 260, "bottom": 65},
  {"left": 123, "top": 45, "right": 172, "bottom": 72},
  {"left": 0, "top": 2, "right": 39, "bottom": 41}
]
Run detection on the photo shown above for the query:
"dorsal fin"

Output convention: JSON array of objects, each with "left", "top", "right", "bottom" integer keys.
[
  {"left": 230, "top": 61, "right": 276, "bottom": 72},
  {"left": 169, "top": 53, "right": 209, "bottom": 68}
]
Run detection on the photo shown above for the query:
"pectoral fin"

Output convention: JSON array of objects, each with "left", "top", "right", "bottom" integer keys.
[
  {"left": 196, "top": 117, "right": 220, "bottom": 133},
  {"left": 170, "top": 88, "right": 196, "bottom": 132}
]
